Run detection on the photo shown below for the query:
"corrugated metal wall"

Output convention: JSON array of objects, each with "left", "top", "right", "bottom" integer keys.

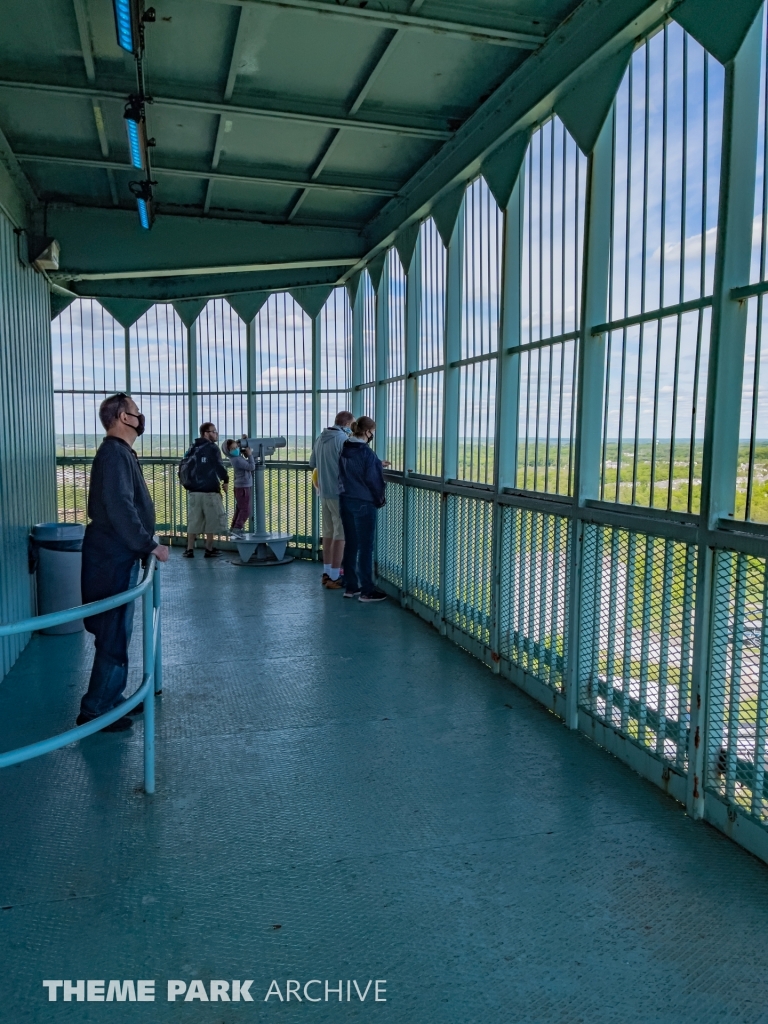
[{"left": 0, "top": 210, "right": 56, "bottom": 679}]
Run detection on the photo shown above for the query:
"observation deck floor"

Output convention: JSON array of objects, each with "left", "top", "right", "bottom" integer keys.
[{"left": 1, "top": 556, "right": 768, "bottom": 1022}]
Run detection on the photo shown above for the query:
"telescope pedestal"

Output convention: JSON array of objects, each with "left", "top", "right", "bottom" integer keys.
[{"left": 231, "top": 532, "right": 293, "bottom": 567}]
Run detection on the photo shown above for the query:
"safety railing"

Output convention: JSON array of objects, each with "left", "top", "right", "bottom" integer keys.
[{"left": 0, "top": 556, "right": 162, "bottom": 793}]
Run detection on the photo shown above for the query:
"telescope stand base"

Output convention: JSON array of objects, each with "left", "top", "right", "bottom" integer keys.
[{"left": 231, "top": 556, "right": 294, "bottom": 567}]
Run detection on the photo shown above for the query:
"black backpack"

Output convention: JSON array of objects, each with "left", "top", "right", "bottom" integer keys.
[{"left": 178, "top": 442, "right": 219, "bottom": 491}]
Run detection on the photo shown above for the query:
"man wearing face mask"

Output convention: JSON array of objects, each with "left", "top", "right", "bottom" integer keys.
[
  {"left": 77, "top": 393, "right": 169, "bottom": 732},
  {"left": 308, "top": 410, "right": 355, "bottom": 589}
]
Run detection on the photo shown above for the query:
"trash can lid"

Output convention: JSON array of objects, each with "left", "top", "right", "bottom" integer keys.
[{"left": 31, "top": 523, "right": 85, "bottom": 542}]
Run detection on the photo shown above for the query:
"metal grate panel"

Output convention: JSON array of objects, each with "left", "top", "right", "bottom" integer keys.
[
  {"left": 406, "top": 487, "right": 441, "bottom": 610},
  {"left": 444, "top": 495, "right": 494, "bottom": 646},
  {"left": 499, "top": 508, "right": 569, "bottom": 691},
  {"left": 580, "top": 524, "right": 696, "bottom": 769},
  {"left": 708, "top": 550, "right": 768, "bottom": 822},
  {"left": 376, "top": 481, "right": 404, "bottom": 589}
]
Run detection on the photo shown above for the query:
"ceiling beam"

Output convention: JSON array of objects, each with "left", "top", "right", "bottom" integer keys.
[
  {"left": 45, "top": 204, "right": 365, "bottom": 280},
  {"left": 60, "top": 256, "right": 355, "bottom": 282},
  {"left": 0, "top": 79, "right": 452, "bottom": 140},
  {"left": 209, "top": 0, "right": 548, "bottom": 48},
  {"left": 287, "top": 0, "right": 425, "bottom": 223},
  {"left": 72, "top": 0, "right": 95, "bottom": 85},
  {"left": 359, "top": 0, "right": 667, "bottom": 262},
  {"left": 17, "top": 152, "right": 398, "bottom": 196}
]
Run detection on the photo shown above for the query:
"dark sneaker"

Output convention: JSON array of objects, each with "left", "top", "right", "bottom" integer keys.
[
  {"left": 76, "top": 712, "right": 133, "bottom": 733},
  {"left": 343, "top": 588, "right": 362, "bottom": 599},
  {"left": 204, "top": 548, "right": 221, "bottom": 558},
  {"left": 183, "top": 549, "right": 194, "bottom": 558},
  {"left": 324, "top": 578, "right": 344, "bottom": 590},
  {"left": 359, "top": 590, "right": 387, "bottom": 603}
]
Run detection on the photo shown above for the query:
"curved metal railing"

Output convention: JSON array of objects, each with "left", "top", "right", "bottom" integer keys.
[{"left": 0, "top": 556, "right": 162, "bottom": 793}]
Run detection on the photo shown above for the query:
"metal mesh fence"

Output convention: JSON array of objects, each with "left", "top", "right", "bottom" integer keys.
[
  {"left": 444, "top": 495, "right": 494, "bottom": 646},
  {"left": 406, "top": 487, "right": 441, "bottom": 610},
  {"left": 579, "top": 524, "right": 696, "bottom": 768},
  {"left": 708, "top": 550, "right": 768, "bottom": 821},
  {"left": 376, "top": 481, "right": 404, "bottom": 589},
  {"left": 499, "top": 507, "right": 569, "bottom": 691}
]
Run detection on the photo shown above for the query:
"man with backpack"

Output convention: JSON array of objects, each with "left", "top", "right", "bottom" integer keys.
[{"left": 179, "top": 422, "right": 229, "bottom": 558}]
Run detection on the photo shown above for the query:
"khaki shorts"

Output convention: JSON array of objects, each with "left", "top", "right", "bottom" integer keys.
[
  {"left": 188, "top": 491, "right": 228, "bottom": 534},
  {"left": 322, "top": 497, "right": 344, "bottom": 541}
]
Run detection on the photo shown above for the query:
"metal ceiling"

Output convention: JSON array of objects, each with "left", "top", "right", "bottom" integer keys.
[{"left": 0, "top": 0, "right": 673, "bottom": 301}]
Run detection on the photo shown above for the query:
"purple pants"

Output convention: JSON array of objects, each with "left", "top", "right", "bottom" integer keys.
[{"left": 231, "top": 486, "right": 252, "bottom": 530}]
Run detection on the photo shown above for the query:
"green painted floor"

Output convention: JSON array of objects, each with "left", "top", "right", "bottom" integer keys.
[{"left": 2, "top": 555, "right": 768, "bottom": 1023}]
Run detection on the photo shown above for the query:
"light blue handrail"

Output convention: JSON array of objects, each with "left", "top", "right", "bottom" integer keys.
[{"left": 0, "top": 556, "right": 162, "bottom": 793}]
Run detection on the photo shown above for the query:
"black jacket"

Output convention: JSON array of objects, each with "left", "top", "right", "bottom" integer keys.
[
  {"left": 186, "top": 437, "right": 229, "bottom": 493},
  {"left": 338, "top": 440, "right": 386, "bottom": 507},
  {"left": 85, "top": 436, "right": 156, "bottom": 558},
  {"left": 82, "top": 436, "right": 155, "bottom": 659}
]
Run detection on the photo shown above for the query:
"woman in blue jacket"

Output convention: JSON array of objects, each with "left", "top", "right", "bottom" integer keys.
[{"left": 338, "top": 416, "right": 388, "bottom": 602}]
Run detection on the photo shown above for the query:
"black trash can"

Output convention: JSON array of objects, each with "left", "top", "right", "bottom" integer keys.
[{"left": 30, "top": 523, "right": 85, "bottom": 635}]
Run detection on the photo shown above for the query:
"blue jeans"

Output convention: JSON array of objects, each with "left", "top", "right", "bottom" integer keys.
[
  {"left": 339, "top": 496, "right": 378, "bottom": 596},
  {"left": 80, "top": 560, "right": 140, "bottom": 718}
]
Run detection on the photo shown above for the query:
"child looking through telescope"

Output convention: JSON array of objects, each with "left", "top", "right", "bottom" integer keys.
[{"left": 223, "top": 437, "right": 256, "bottom": 536}]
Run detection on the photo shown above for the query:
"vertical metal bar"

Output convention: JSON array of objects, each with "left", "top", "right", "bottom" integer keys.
[
  {"left": 142, "top": 578, "right": 155, "bottom": 795},
  {"left": 351, "top": 284, "right": 364, "bottom": 419},
  {"left": 311, "top": 312, "right": 321, "bottom": 558},
  {"left": 688, "top": 15, "right": 762, "bottom": 818},
  {"left": 565, "top": 110, "right": 615, "bottom": 729},
  {"left": 153, "top": 565, "right": 162, "bottom": 694},
  {"left": 404, "top": 236, "right": 421, "bottom": 475},
  {"left": 187, "top": 322, "right": 198, "bottom": 446},
  {"left": 124, "top": 326, "right": 131, "bottom": 396},
  {"left": 442, "top": 207, "right": 464, "bottom": 482},
  {"left": 498, "top": 172, "right": 524, "bottom": 479},
  {"left": 677, "top": 544, "right": 696, "bottom": 770},
  {"left": 375, "top": 261, "right": 389, "bottom": 463}
]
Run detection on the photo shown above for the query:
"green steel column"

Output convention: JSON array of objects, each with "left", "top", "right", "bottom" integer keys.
[
  {"left": 564, "top": 110, "right": 615, "bottom": 730},
  {"left": 496, "top": 170, "right": 524, "bottom": 491},
  {"left": 404, "top": 235, "right": 421, "bottom": 475},
  {"left": 351, "top": 284, "right": 364, "bottom": 419},
  {"left": 402, "top": 236, "right": 422, "bottom": 602},
  {"left": 375, "top": 260, "right": 389, "bottom": 463},
  {"left": 246, "top": 317, "right": 257, "bottom": 438},
  {"left": 311, "top": 314, "right": 321, "bottom": 559},
  {"left": 492, "top": 171, "right": 525, "bottom": 667},
  {"left": 688, "top": 14, "right": 763, "bottom": 818},
  {"left": 439, "top": 209, "right": 464, "bottom": 632},
  {"left": 442, "top": 211, "right": 464, "bottom": 482},
  {"left": 187, "top": 322, "right": 198, "bottom": 446},
  {"left": 124, "top": 327, "right": 131, "bottom": 396}
]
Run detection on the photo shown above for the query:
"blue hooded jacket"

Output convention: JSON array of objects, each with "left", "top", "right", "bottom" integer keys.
[{"left": 338, "top": 439, "right": 386, "bottom": 507}]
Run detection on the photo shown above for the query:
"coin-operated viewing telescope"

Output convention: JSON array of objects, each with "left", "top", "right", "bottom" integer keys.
[{"left": 228, "top": 436, "right": 293, "bottom": 566}]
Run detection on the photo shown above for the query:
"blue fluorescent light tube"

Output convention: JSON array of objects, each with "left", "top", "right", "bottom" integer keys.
[
  {"left": 137, "top": 198, "right": 151, "bottom": 230},
  {"left": 125, "top": 117, "right": 144, "bottom": 169},
  {"left": 113, "top": 0, "right": 135, "bottom": 52}
]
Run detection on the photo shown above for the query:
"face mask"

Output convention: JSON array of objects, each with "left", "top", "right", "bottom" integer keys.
[
  {"left": 366, "top": 434, "right": 373, "bottom": 445},
  {"left": 125, "top": 411, "right": 145, "bottom": 436},
  {"left": 230, "top": 447, "right": 240, "bottom": 458},
  {"left": 342, "top": 426, "right": 352, "bottom": 436}
]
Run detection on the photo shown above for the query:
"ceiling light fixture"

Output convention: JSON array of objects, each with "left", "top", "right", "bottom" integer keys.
[
  {"left": 123, "top": 95, "right": 153, "bottom": 170},
  {"left": 130, "top": 179, "right": 156, "bottom": 230},
  {"left": 112, "top": 0, "right": 155, "bottom": 55}
]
